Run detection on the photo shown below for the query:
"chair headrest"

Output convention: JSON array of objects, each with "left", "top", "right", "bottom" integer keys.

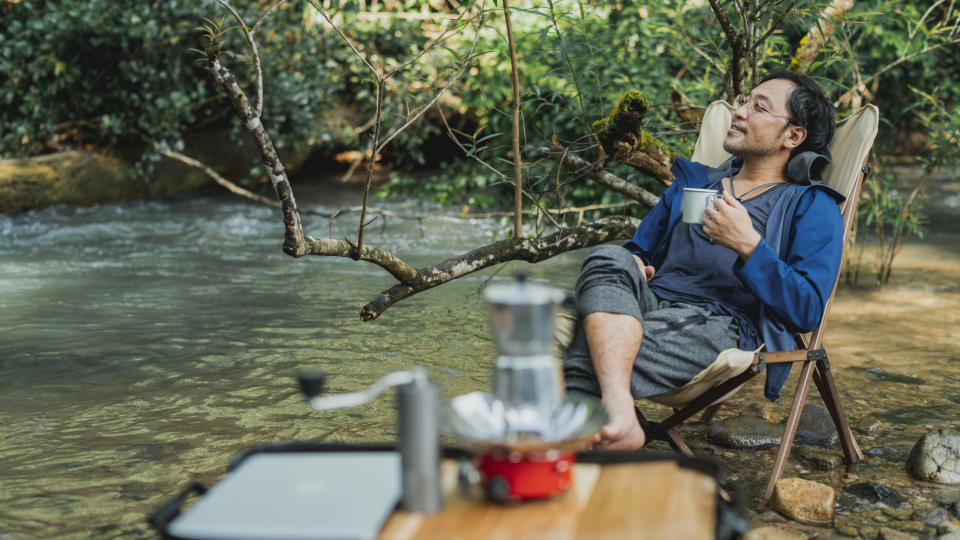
[{"left": 786, "top": 150, "right": 832, "bottom": 185}]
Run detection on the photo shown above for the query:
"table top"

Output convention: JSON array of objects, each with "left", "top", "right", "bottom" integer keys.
[{"left": 379, "top": 459, "right": 717, "bottom": 540}]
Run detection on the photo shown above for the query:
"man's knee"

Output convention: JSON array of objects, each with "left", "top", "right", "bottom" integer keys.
[{"left": 582, "top": 245, "right": 640, "bottom": 276}]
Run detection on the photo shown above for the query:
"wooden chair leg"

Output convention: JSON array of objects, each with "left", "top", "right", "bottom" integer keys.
[
  {"left": 812, "top": 360, "right": 864, "bottom": 463},
  {"left": 761, "top": 360, "right": 816, "bottom": 506},
  {"left": 700, "top": 402, "right": 723, "bottom": 424}
]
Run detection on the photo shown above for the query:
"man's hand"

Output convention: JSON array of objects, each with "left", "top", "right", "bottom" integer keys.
[
  {"left": 702, "top": 191, "right": 762, "bottom": 262},
  {"left": 632, "top": 254, "right": 656, "bottom": 281}
]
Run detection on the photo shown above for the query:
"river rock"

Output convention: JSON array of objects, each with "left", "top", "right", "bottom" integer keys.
[
  {"left": 919, "top": 507, "right": 951, "bottom": 527},
  {"left": 743, "top": 526, "right": 807, "bottom": 540},
  {"left": 795, "top": 446, "right": 842, "bottom": 470},
  {"left": 875, "top": 527, "right": 915, "bottom": 540},
  {"left": 845, "top": 482, "right": 906, "bottom": 506},
  {"left": 770, "top": 477, "right": 835, "bottom": 523},
  {"left": 794, "top": 403, "right": 839, "bottom": 447},
  {"left": 709, "top": 415, "right": 783, "bottom": 449},
  {"left": 939, "top": 520, "right": 960, "bottom": 535},
  {"left": 881, "top": 506, "right": 913, "bottom": 520},
  {"left": 906, "top": 428, "right": 960, "bottom": 484}
]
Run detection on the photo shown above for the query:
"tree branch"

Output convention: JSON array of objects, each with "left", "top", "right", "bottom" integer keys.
[
  {"left": 217, "top": 0, "right": 264, "bottom": 117},
  {"left": 503, "top": 0, "right": 523, "bottom": 238},
  {"left": 707, "top": 0, "right": 745, "bottom": 99},
  {"left": 537, "top": 147, "right": 661, "bottom": 208},
  {"left": 152, "top": 142, "right": 281, "bottom": 208},
  {"left": 306, "top": 0, "right": 381, "bottom": 79},
  {"left": 206, "top": 54, "right": 305, "bottom": 256},
  {"left": 303, "top": 236, "right": 418, "bottom": 283},
  {"left": 359, "top": 215, "right": 640, "bottom": 321}
]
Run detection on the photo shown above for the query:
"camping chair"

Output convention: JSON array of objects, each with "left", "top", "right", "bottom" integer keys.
[{"left": 559, "top": 101, "right": 880, "bottom": 505}]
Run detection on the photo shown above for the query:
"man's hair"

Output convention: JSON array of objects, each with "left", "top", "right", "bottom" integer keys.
[{"left": 759, "top": 70, "right": 835, "bottom": 158}]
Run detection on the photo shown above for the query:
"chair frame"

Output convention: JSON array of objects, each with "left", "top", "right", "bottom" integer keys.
[{"left": 636, "top": 147, "right": 871, "bottom": 507}]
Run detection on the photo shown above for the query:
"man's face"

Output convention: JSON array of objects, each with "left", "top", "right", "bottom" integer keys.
[{"left": 722, "top": 78, "right": 799, "bottom": 159}]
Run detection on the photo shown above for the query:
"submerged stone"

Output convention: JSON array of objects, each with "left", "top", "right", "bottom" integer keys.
[
  {"left": 742, "top": 525, "right": 807, "bottom": 539},
  {"left": 708, "top": 405, "right": 840, "bottom": 450},
  {"left": 794, "top": 403, "right": 839, "bottom": 447},
  {"left": 794, "top": 446, "right": 842, "bottom": 471},
  {"left": 769, "top": 477, "right": 835, "bottom": 523},
  {"left": 708, "top": 415, "right": 783, "bottom": 449},
  {"left": 918, "top": 506, "right": 951, "bottom": 526},
  {"left": 875, "top": 526, "right": 914, "bottom": 540},
  {"left": 906, "top": 428, "right": 960, "bottom": 484},
  {"left": 844, "top": 482, "right": 906, "bottom": 506},
  {"left": 858, "top": 367, "right": 925, "bottom": 385}
]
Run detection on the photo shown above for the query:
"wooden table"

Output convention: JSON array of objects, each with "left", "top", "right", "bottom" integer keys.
[{"left": 379, "top": 459, "right": 717, "bottom": 540}]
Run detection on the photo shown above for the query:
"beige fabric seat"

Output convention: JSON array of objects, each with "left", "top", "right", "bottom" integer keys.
[{"left": 557, "top": 101, "right": 880, "bottom": 410}]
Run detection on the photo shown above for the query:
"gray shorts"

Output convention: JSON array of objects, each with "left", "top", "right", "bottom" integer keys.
[{"left": 563, "top": 245, "right": 739, "bottom": 399}]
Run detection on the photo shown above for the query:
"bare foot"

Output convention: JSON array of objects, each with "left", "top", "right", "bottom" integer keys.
[{"left": 594, "top": 400, "right": 646, "bottom": 450}]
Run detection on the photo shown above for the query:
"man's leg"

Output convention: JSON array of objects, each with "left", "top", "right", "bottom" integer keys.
[
  {"left": 563, "top": 245, "right": 653, "bottom": 450},
  {"left": 583, "top": 311, "right": 646, "bottom": 449}
]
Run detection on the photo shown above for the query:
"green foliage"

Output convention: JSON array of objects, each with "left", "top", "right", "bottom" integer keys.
[
  {"left": 0, "top": 1, "right": 441, "bottom": 169},
  {"left": 1, "top": 1, "right": 217, "bottom": 156}
]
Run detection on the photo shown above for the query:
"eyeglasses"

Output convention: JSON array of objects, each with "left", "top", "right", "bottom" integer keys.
[{"left": 733, "top": 94, "right": 797, "bottom": 126}]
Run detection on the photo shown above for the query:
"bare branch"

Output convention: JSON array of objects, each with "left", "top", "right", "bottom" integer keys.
[
  {"left": 455, "top": 201, "right": 639, "bottom": 218},
  {"left": 503, "top": 0, "right": 523, "bottom": 238},
  {"left": 708, "top": 0, "right": 739, "bottom": 50},
  {"left": 217, "top": 0, "right": 264, "bottom": 117},
  {"left": 306, "top": 0, "right": 381, "bottom": 79},
  {"left": 910, "top": 0, "right": 947, "bottom": 42},
  {"left": 152, "top": 142, "right": 280, "bottom": 209},
  {"left": 537, "top": 147, "right": 661, "bottom": 208},
  {"left": 376, "top": 14, "right": 484, "bottom": 151},
  {"left": 355, "top": 81, "right": 384, "bottom": 259},
  {"left": 303, "top": 236, "right": 418, "bottom": 283},
  {"left": 439, "top": 108, "right": 507, "bottom": 179},
  {"left": 438, "top": 109, "right": 563, "bottom": 231},
  {"left": 360, "top": 215, "right": 640, "bottom": 321},
  {"left": 383, "top": 2, "right": 476, "bottom": 79},
  {"left": 833, "top": 38, "right": 960, "bottom": 106},
  {"left": 207, "top": 54, "right": 305, "bottom": 256},
  {"left": 752, "top": 0, "right": 799, "bottom": 53},
  {"left": 707, "top": 0, "right": 745, "bottom": 98},
  {"left": 253, "top": 0, "right": 291, "bottom": 34}
]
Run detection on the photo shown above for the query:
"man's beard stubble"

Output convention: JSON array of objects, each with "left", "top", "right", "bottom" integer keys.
[{"left": 722, "top": 138, "right": 777, "bottom": 159}]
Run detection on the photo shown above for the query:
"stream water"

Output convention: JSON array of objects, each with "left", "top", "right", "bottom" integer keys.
[{"left": 0, "top": 180, "right": 958, "bottom": 538}]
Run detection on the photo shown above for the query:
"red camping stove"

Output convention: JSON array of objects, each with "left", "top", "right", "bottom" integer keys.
[{"left": 477, "top": 450, "right": 575, "bottom": 501}]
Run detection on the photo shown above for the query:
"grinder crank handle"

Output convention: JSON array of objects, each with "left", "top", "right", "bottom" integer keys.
[{"left": 297, "top": 368, "right": 426, "bottom": 411}]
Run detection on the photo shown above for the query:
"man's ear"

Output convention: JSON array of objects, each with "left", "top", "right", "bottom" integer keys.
[{"left": 783, "top": 125, "right": 807, "bottom": 150}]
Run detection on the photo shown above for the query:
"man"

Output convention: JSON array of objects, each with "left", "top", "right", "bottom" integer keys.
[{"left": 563, "top": 71, "right": 842, "bottom": 450}]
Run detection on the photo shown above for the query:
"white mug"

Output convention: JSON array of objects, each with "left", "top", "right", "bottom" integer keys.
[{"left": 681, "top": 188, "right": 720, "bottom": 224}]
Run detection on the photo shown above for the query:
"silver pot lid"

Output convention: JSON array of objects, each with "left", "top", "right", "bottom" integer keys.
[{"left": 444, "top": 391, "right": 607, "bottom": 452}]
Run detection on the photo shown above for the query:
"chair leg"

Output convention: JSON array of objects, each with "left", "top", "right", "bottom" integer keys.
[
  {"left": 700, "top": 402, "right": 723, "bottom": 424},
  {"left": 635, "top": 407, "right": 695, "bottom": 458},
  {"left": 812, "top": 359, "right": 864, "bottom": 463},
  {"left": 761, "top": 360, "right": 816, "bottom": 506}
]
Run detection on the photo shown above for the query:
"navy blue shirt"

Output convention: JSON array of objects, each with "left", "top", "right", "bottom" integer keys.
[{"left": 648, "top": 183, "right": 788, "bottom": 350}]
